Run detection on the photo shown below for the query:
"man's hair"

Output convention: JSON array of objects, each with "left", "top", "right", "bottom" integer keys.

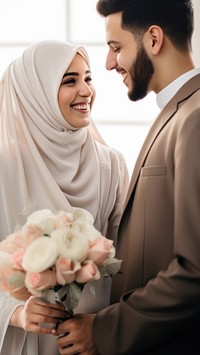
[{"left": 96, "top": 0, "right": 194, "bottom": 51}]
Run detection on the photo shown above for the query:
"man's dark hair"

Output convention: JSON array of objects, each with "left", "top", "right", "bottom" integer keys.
[{"left": 96, "top": 0, "right": 194, "bottom": 51}]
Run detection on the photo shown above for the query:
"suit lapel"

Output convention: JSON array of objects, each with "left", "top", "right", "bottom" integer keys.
[
  {"left": 124, "top": 104, "right": 176, "bottom": 208},
  {"left": 124, "top": 73, "right": 200, "bottom": 210}
]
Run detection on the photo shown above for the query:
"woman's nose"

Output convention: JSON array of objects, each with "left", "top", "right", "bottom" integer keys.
[{"left": 79, "top": 82, "right": 93, "bottom": 97}]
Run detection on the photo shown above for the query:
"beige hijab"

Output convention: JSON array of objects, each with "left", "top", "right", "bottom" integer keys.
[{"left": 0, "top": 40, "right": 116, "bottom": 239}]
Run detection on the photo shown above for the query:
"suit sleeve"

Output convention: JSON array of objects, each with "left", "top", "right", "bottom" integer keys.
[{"left": 93, "top": 107, "right": 200, "bottom": 354}]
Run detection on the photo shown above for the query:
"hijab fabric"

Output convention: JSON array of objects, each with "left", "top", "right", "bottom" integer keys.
[
  {"left": 0, "top": 40, "right": 112, "bottom": 238},
  {"left": 0, "top": 39, "right": 129, "bottom": 355}
]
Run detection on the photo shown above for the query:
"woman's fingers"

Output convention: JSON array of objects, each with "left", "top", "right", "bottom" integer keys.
[{"left": 19, "top": 296, "right": 67, "bottom": 333}]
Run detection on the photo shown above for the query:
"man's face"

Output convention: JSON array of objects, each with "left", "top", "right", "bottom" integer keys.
[
  {"left": 105, "top": 12, "right": 154, "bottom": 101},
  {"left": 128, "top": 43, "right": 154, "bottom": 101}
]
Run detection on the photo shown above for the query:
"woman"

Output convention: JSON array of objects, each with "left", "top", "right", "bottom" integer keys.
[{"left": 0, "top": 40, "right": 129, "bottom": 354}]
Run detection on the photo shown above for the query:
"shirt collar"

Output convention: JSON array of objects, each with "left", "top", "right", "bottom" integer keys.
[{"left": 156, "top": 68, "right": 200, "bottom": 109}]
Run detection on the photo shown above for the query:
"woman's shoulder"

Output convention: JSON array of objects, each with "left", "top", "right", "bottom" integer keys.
[
  {"left": 106, "top": 145, "right": 127, "bottom": 168},
  {"left": 95, "top": 140, "right": 126, "bottom": 165},
  {"left": 95, "top": 141, "right": 129, "bottom": 183}
]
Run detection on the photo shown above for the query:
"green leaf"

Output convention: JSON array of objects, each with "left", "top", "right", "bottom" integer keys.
[
  {"left": 41, "top": 289, "right": 57, "bottom": 304},
  {"left": 57, "top": 284, "right": 68, "bottom": 302},
  {"left": 100, "top": 258, "right": 122, "bottom": 277},
  {"left": 61, "top": 283, "right": 83, "bottom": 312},
  {"left": 8, "top": 271, "right": 25, "bottom": 289}
]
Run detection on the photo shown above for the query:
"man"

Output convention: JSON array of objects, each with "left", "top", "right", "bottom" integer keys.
[{"left": 56, "top": 1, "right": 200, "bottom": 354}]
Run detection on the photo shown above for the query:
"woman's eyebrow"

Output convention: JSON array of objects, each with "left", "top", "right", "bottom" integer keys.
[
  {"left": 62, "top": 69, "right": 91, "bottom": 78},
  {"left": 63, "top": 72, "right": 78, "bottom": 78}
]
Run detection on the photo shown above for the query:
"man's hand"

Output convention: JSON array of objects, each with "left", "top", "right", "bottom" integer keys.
[{"left": 56, "top": 313, "right": 98, "bottom": 355}]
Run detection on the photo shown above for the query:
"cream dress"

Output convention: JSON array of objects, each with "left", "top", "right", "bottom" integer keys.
[{"left": 0, "top": 40, "right": 129, "bottom": 355}]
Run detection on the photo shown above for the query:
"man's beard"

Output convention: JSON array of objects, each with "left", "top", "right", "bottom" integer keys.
[{"left": 128, "top": 44, "right": 154, "bottom": 101}]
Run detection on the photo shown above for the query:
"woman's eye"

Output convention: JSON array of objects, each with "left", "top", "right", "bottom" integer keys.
[
  {"left": 85, "top": 77, "right": 92, "bottom": 84},
  {"left": 62, "top": 78, "right": 76, "bottom": 85}
]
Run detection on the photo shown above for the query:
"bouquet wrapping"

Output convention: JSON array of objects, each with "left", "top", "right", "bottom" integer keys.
[{"left": 0, "top": 208, "right": 121, "bottom": 312}]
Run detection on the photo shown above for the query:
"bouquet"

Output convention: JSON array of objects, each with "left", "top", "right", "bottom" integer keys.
[{"left": 0, "top": 208, "right": 121, "bottom": 312}]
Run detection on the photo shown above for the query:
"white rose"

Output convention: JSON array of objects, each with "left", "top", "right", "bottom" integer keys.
[
  {"left": 71, "top": 208, "right": 102, "bottom": 242},
  {"left": 25, "top": 209, "right": 55, "bottom": 226},
  {"left": 72, "top": 219, "right": 101, "bottom": 242},
  {"left": 22, "top": 236, "right": 58, "bottom": 272},
  {"left": 72, "top": 207, "right": 94, "bottom": 224},
  {"left": 36, "top": 218, "right": 56, "bottom": 235},
  {"left": 51, "top": 226, "right": 89, "bottom": 262}
]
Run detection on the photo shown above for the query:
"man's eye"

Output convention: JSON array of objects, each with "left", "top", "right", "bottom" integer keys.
[{"left": 113, "top": 47, "right": 120, "bottom": 53}]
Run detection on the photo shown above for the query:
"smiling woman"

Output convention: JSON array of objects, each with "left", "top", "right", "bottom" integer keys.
[
  {"left": 0, "top": 39, "right": 129, "bottom": 355},
  {"left": 58, "top": 53, "right": 94, "bottom": 128},
  {"left": 0, "top": 0, "right": 158, "bottom": 175}
]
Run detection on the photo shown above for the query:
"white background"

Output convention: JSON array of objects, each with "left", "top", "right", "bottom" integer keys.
[{"left": 0, "top": 0, "right": 199, "bottom": 174}]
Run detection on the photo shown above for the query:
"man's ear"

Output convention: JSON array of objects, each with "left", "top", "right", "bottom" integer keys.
[{"left": 147, "top": 25, "right": 164, "bottom": 55}]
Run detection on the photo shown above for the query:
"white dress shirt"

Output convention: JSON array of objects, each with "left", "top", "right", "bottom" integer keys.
[{"left": 157, "top": 68, "right": 200, "bottom": 109}]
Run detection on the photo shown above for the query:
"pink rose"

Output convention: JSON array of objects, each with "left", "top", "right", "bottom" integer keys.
[
  {"left": 55, "top": 256, "right": 80, "bottom": 285},
  {"left": 25, "top": 269, "right": 57, "bottom": 293},
  {"left": 22, "top": 224, "right": 43, "bottom": 246},
  {"left": 0, "top": 225, "right": 42, "bottom": 255},
  {"left": 75, "top": 260, "right": 100, "bottom": 283},
  {"left": 87, "top": 236, "right": 115, "bottom": 265},
  {"left": 0, "top": 232, "right": 25, "bottom": 254},
  {"left": 54, "top": 211, "right": 73, "bottom": 228},
  {"left": 11, "top": 248, "right": 25, "bottom": 270}
]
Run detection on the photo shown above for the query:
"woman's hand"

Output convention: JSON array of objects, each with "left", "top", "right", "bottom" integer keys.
[
  {"left": 56, "top": 313, "right": 98, "bottom": 355},
  {"left": 10, "top": 295, "right": 67, "bottom": 335}
]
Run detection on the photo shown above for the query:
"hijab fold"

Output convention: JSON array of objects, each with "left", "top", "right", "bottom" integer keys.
[{"left": 0, "top": 40, "right": 117, "bottom": 238}]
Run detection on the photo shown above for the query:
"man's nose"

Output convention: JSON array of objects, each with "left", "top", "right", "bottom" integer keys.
[{"left": 106, "top": 51, "right": 117, "bottom": 70}]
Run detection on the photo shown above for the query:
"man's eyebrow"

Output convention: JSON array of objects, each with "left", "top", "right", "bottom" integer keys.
[
  {"left": 107, "top": 40, "right": 120, "bottom": 46},
  {"left": 62, "top": 69, "right": 91, "bottom": 78}
]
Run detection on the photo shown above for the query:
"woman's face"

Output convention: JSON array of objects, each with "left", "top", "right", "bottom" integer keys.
[{"left": 58, "top": 53, "right": 95, "bottom": 128}]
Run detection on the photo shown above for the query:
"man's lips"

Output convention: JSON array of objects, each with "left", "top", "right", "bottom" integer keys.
[
  {"left": 116, "top": 68, "right": 128, "bottom": 86},
  {"left": 121, "top": 73, "right": 128, "bottom": 86}
]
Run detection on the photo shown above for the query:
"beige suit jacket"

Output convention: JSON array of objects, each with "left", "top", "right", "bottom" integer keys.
[{"left": 94, "top": 74, "right": 200, "bottom": 354}]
